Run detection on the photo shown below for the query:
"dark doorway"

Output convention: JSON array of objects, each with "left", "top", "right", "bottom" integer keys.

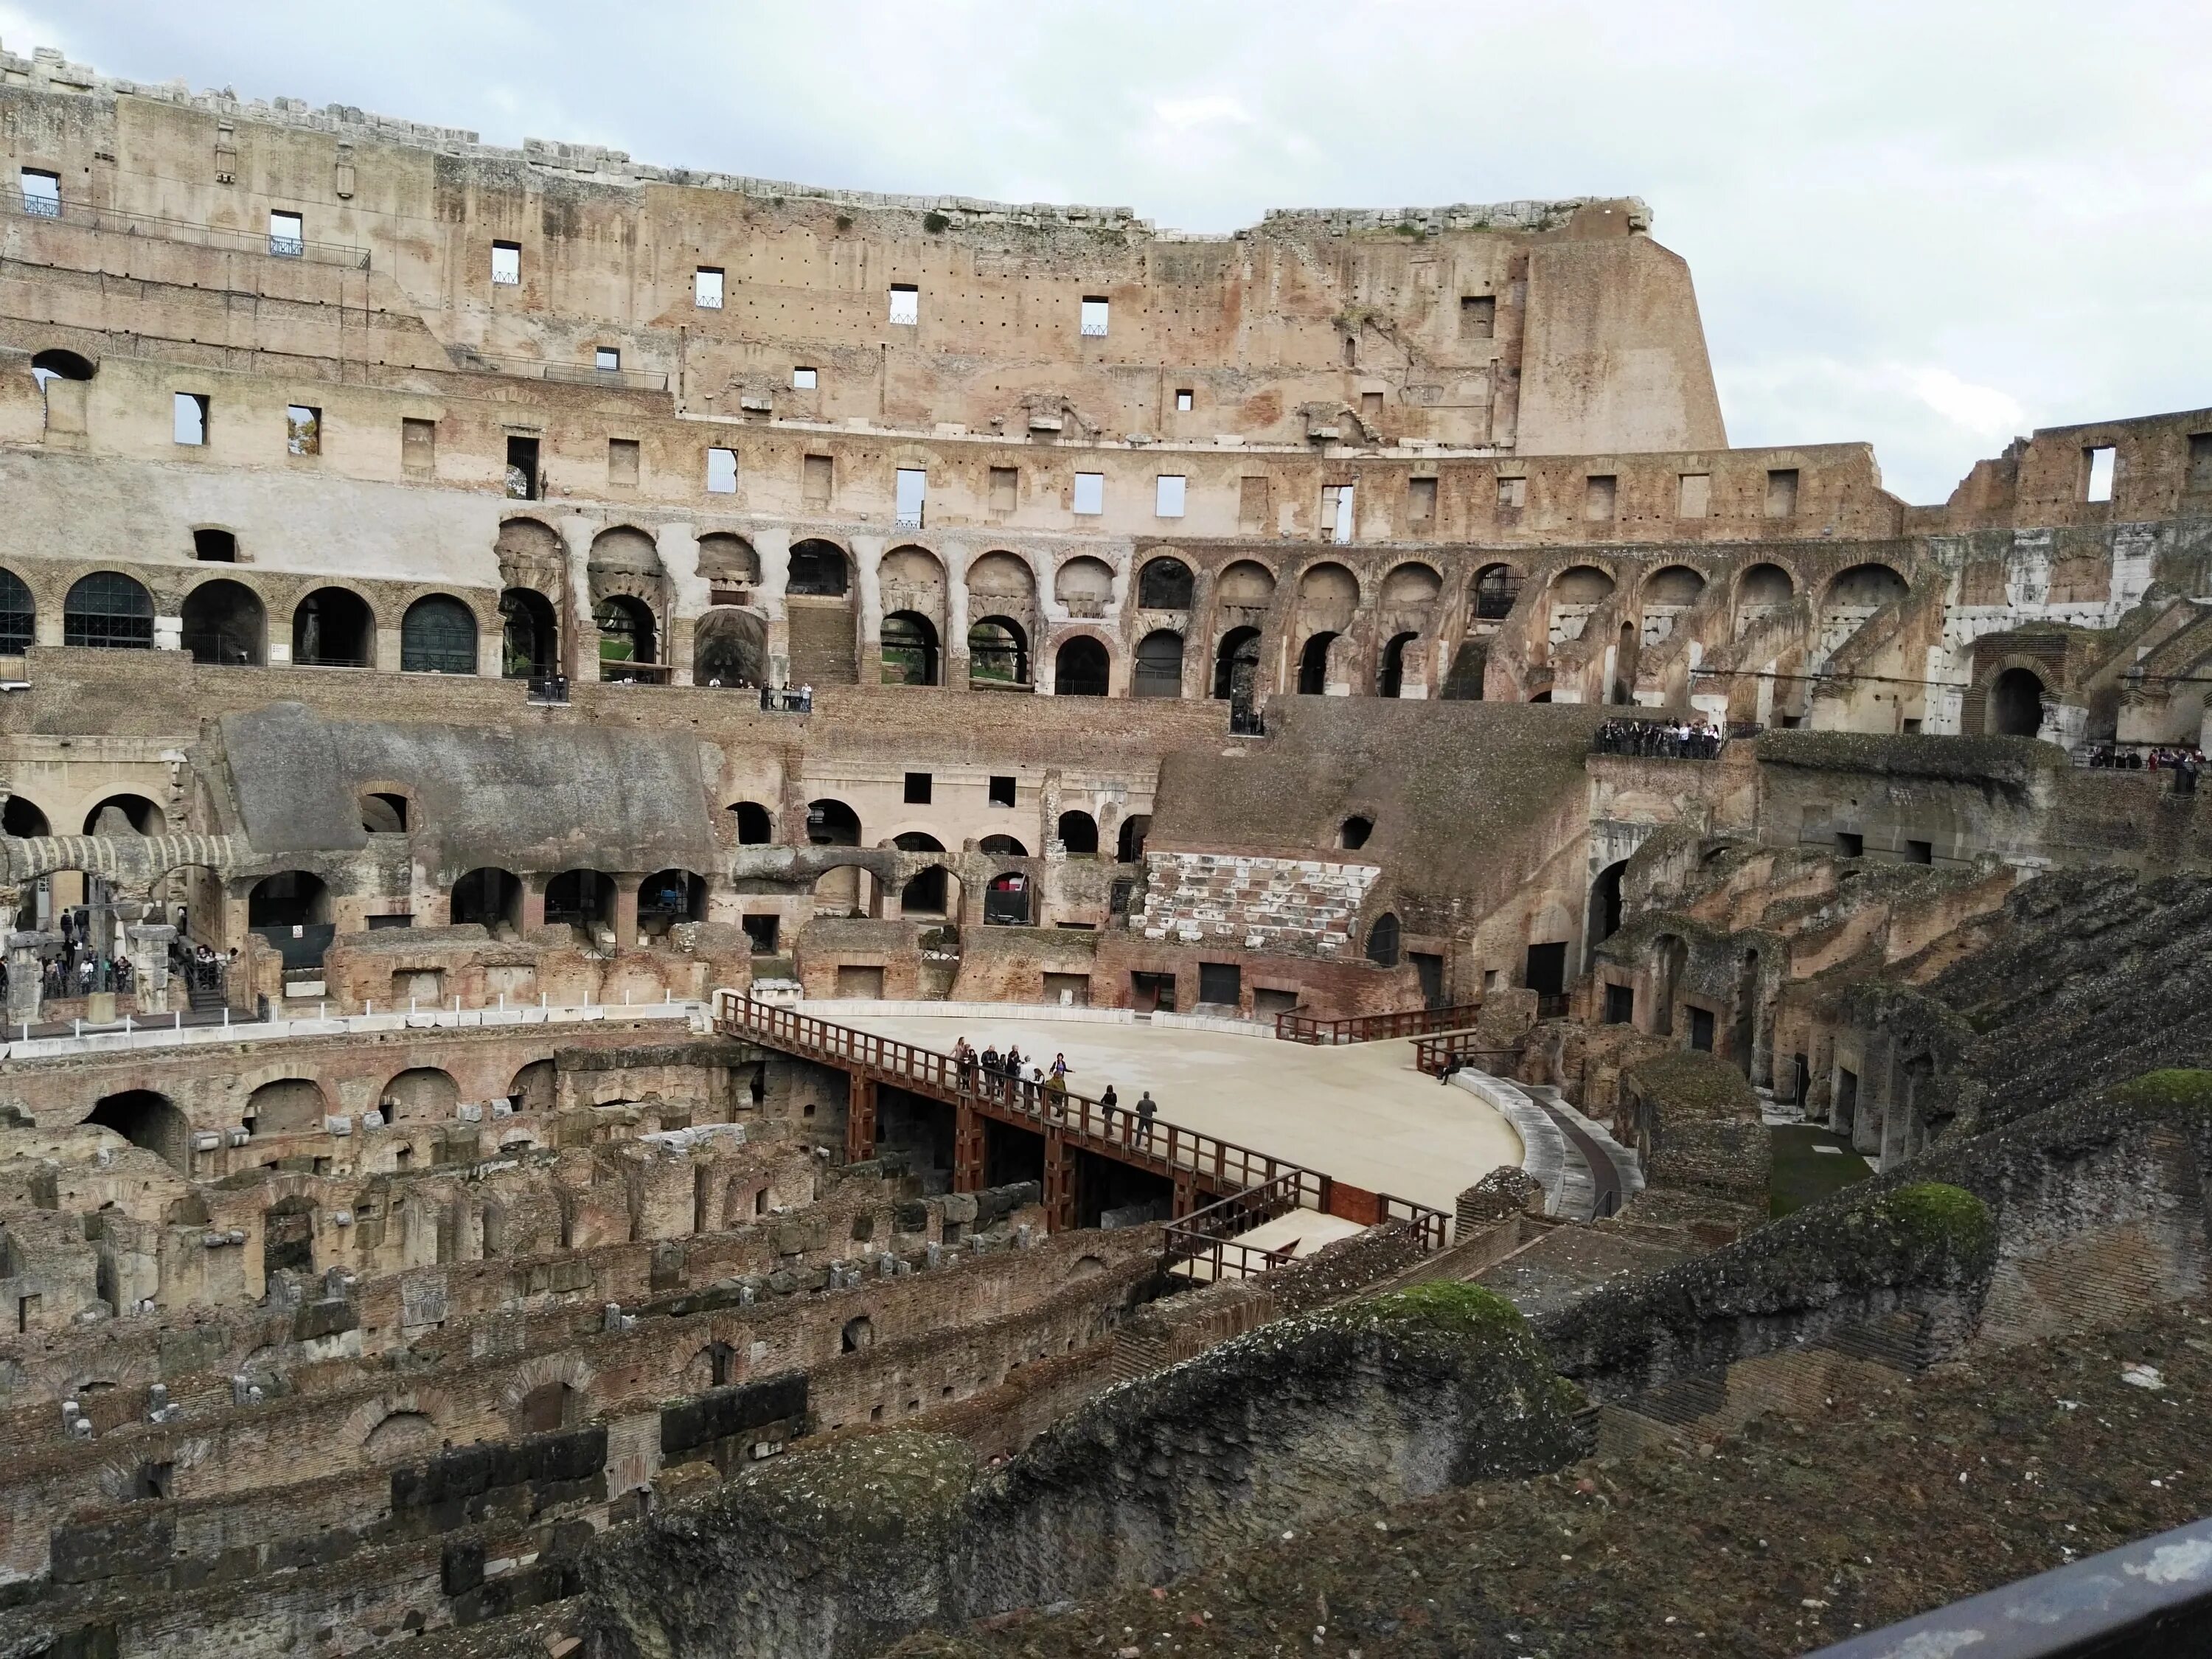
[
  {"left": 881, "top": 611, "right": 939, "bottom": 686},
  {"left": 1213, "top": 625, "right": 1262, "bottom": 701},
  {"left": 969, "top": 616, "right": 1029, "bottom": 686},
  {"left": 1523, "top": 942, "right": 1568, "bottom": 996},
  {"left": 730, "top": 801, "right": 774, "bottom": 844},
  {"left": 1587, "top": 860, "right": 1627, "bottom": 951},
  {"left": 1297, "top": 631, "right": 1338, "bottom": 695},
  {"left": 1054, "top": 636, "right": 1109, "bottom": 697},
  {"left": 262, "top": 1196, "right": 316, "bottom": 1279},
  {"left": 84, "top": 1091, "right": 189, "bottom": 1172},
  {"left": 1197, "top": 961, "right": 1242, "bottom": 1007},
  {"left": 293, "top": 588, "right": 375, "bottom": 668},
  {"left": 1990, "top": 667, "right": 2045, "bottom": 737},
  {"left": 1130, "top": 971, "right": 1177, "bottom": 1014},
  {"left": 500, "top": 588, "right": 558, "bottom": 678},
  {"left": 1688, "top": 1006, "right": 1716, "bottom": 1051},
  {"left": 1057, "top": 811, "right": 1099, "bottom": 855},
  {"left": 787, "top": 540, "right": 849, "bottom": 597},
  {"left": 1378, "top": 630, "right": 1417, "bottom": 698},
  {"left": 1366, "top": 912, "right": 1401, "bottom": 967},
  {"left": 1133, "top": 630, "right": 1184, "bottom": 698},
  {"left": 545, "top": 869, "right": 616, "bottom": 931},
  {"left": 1604, "top": 983, "right": 1635, "bottom": 1024},
  {"left": 983, "top": 872, "right": 1030, "bottom": 925},
  {"left": 1410, "top": 950, "right": 1444, "bottom": 1009},
  {"left": 181, "top": 579, "right": 265, "bottom": 665},
  {"left": 452, "top": 867, "right": 521, "bottom": 931},
  {"left": 1116, "top": 815, "right": 1151, "bottom": 863}
]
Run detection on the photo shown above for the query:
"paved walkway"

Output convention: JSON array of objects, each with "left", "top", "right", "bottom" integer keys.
[{"left": 836, "top": 1012, "right": 1523, "bottom": 1214}]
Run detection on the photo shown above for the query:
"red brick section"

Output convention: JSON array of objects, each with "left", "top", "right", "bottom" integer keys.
[{"left": 714, "top": 992, "right": 1448, "bottom": 1247}]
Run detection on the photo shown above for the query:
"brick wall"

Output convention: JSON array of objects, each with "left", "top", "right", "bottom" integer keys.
[{"left": 1130, "top": 852, "right": 1379, "bottom": 959}]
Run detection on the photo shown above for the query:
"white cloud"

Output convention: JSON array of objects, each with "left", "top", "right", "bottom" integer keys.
[{"left": 1910, "top": 370, "right": 2026, "bottom": 445}]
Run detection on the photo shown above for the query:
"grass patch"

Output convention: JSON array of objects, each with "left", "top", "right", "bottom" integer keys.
[{"left": 1769, "top": 1123, "right": 1872, "bottom": 1218}]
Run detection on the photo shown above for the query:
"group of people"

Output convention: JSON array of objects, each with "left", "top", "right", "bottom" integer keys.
[
  {"left": 1593, "top": 717, "right": 1731, "bottom": 759},
  {"left": 41, "top": 908, "right": 133, "bottom": 1001},
  {"left": 947, "top": 1037, "right": 1160, "bottom": 1144},
  {"left": 2086, "top": 743, "right": 2205, "bottom": 792},
  {"left": 176, "top": 941, "right": 234, "bottom": 993}
]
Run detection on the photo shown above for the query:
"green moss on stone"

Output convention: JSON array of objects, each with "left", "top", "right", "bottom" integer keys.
[
  {"left": 1347, "top": 1280, "right": 1527, "bottom": 1340},
  {"left": 1622, "top": 1049, "right": 1760, "bottom": 1122},
  {"left": 1864, "top": 1182, "right": 1994, "bottom": 1262},
  {"left": 2110, "top": 1069, "right": 2212, "bottom": 1113}
]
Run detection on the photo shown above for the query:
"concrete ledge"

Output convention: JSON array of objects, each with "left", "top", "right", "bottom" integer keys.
[
  {"left": 0, "top": 1000, "right": 702, "bottom": 1063},
  {"left": 1453, "top": 1069, "right": 1568, "bottom": 1217}
]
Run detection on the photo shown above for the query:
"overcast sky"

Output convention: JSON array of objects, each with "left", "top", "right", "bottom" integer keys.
[{"left": 10, "top": 1, "right": 2207, "bottom": 503}]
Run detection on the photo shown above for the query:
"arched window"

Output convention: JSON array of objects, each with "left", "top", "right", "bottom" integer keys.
[
  {"left": 248, "top": 871, "right": 327, "bottom": 928},
  {"left": 1054, "top": 636, "right": 1109, "bottom": 697},
  {"left": 729, "top": 801, "right": 774, "bottom": 844},
  {"left": 181, "top": 579, "right": 266, "bottom": 667},
  {"left": 969, "top": 616, "right": 1029, "bottom": 686},
  {"left": 0, "top": 568, "right": 34, "bottom": 654},
  {"left": 1133, "top": 630, "right": 1184, "bottom": 698},
  {"left": 400, "top": 595, "right": 478, "bottom": 674},
  {"left": 1136, "top": 557, "right": 1194, "bottom": 610},
  {"left": 594, "top": 595, "right": 656, "bottom": 677},
  {"left": 1990, "top": 667, "right": 2045, "bottom": 737},
  {"left": 293, "top": 588, "right": 375, "bottom": 668},
  {"left": 1213, "top": 626, "right": 1261, "bottom": 701},
  {"left": 1366, "top": 912, "right": 1402, "bottom": 967},
  {"left": 1473, "top": 564, "right": 1520, "bottom": 620},
  {"left": 545, "top": 870, "right": 616, "bottom": 928},
  {"left": 978, "top": 834, "right": 1029, "bottom": 856},
  {"left": 1297, "top": 632, "right": 1338, "bottom": 695},
  {"left": 984, "top": 872, "right": 1031, "bottom": 925},
  {"left": 695, "top": 608, "right": 768, "bottom": 688},
  {"left": 499, "top": 588, "right": 558, "bottom": 679},
  {"left": 806, "top": 799, "right": 861, "bottom": 846},
  {"left": 639, "top": 869, "right": 706, "bottom": 929},
  {"left": 1116, "top": 815, "right": 1150, "bottom": 862},
  {"left": 787, "top": 540, "right": 848, "bottom": 597},
  {"left": 31, "top": 349, "right": 94, "bottom": 383},
  {"left": 451, "top": 867, "right": 521, "bottom": 931},
  {"left": 1340, "top": 815, "right": 1373, "bottom": 851},
  {"left": 63, "top": 572, "right": 153, "bottom": 650},
  {"left": 881, "top": 611, "right": 940, "bottom": 686},
  {"left": 1378, "top": 631, "right": 1417, "bottom": 698},
  {"left": 1057, "top": 811, "right": 1099, "bottom": 855}
]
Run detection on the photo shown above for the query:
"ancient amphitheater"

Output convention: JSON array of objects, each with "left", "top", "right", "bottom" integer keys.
[{"left": 2, "top": 39, "right": 2211, "bottom": 1659}]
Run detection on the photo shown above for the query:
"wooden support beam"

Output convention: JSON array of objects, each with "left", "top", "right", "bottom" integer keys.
[
  {"left": 845, "top": 1074, "right": 877, "bottom": 1164},
  {"left": 953, "top": 1102, "right": 986, "bottom": 1193}
]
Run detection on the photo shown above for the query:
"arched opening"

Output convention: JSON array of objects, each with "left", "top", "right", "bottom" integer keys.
[
  {"left": 31, "top": 347, "right": 94, "bottom": 383},
  {"left": 83, "top": 1091, "right": 189, "bottom": 1172},
  {"left": 261, "top": 1194, "right": 316, "bottom": 1281},
  {"left": 1133, "top": 629, "right": 1184, "bottom": 698},
  {"left": 544, "top": 870, "right": 616, "bottom": 933},
  {"left": 513, "top": 1381, "right": 582, "bottom": 1436},
  {"left": 593, "top": 594, "right": 657, "bottom": 681},
  {"left": 807, "top": 799, "right": 861, "bottom": 846},
  {"left": 728, "top": 802, "right": 775, "bottom": 845},
  {"left": 1612, "top": 620, "right": 1637, "bottom": 704},
  {"left": 695, "top": 608, "right": 768, "bottom": 688},
  {"left": 292, "top": 588, "right": 374, "bottom": 668},
  {"left": 400, "top": 594, "right": 478, "bottom": 675},
  {"left": 1645, "top": 564, "right": 1707, "bottom": 606},
  {"left": 84, "top": 794, "right": 164, "bottom": 835},
  {"left": 1548, "top": 566, "right": 1616, "bottom": 644},
  {"left": 178, "top": 579, "right": 264, "bottom": 666},
  {"left": 1057, "top": 810, "right": 1100, "bottom": 856},
  {"left": 984, "top": 872, "right": 1031, "bottom": 926},
  {"left": 1340, "top": 815, "right": 1373, "bottom": 851},
  {"left": 841, "top": 1315, "right": 875, "bottom": 1352},
  {"left": 1054, "top": 555, "right": 1115, "bottom": 616},
  {"left": 787, "top": 540, "right": 849, "bottom": 597},
  {"left": 4, "top": 796, "right": 47, "bottom": 836},
  {"left": 1473, "top": 563, "right": 1520, "bottom": 620},
  {"left": 639, "top": 869, "right": 706, "bottom": 934},
  {"left": 63, "top": 572, "right": 153, "bottom": 650},
  {"left": 1825, "top": 563, "right": 1908, "bottom": 611},
  {"left": 1116, "top": 815, "right": 1150, "bottom": 863},
  {"left": 1136, "top": 557, "right": 1194, "bottom": 611},
  {"left": 1990, "top": 667, "right": 2046, "bottom": 737},
  {"left": 696, "top": 532, "right": 759, "bottom": 587},
  {"left": 1366, "top": 912, "right": 1402, "bottom": 967},
  {"left": 1297, "top": 560, "right": 1361, "bottom": 617},
  {"left": 246, "top": 1079, "right": 327, "bottom": 1138},
  {"left": 358, "top": 792, "right": 408, "bottom": 834},
  {"left": 4, "top": 794, "right": 49, "bottom": 928},
  {"left": 880, "top": 611, "right": 940, "bottom": 686},
  {"left": 380, "top": 1068, "right": 459, "bottom": 1124},
  {"left": 894, "top": 832, "right": 950, "bottom": 915},
  {"left": 0, "top": 568, "right": 33, "bottom": 655},
  {"left": 499, "top": 588, "right": 558, "bottom": 679},
  {"left": 364, "top": 1411, "right": 439, "bottom": 1461},
  {"left": 969, "top": 616, "right": 1029, "bottom": 686},
  {"left": 1297, "top": 632, "right": 1338, "bottom": 695},
  {"left": 1378, "top": 631, "right": 1418, "bottom": 698},
  {"left": 509, "top": 1060, "right": 557, "bottom": 1116},
  {"left": 1213, "top": 625, "right": 1262, "bottom": 702},
  {"left": 1587, "top": 860, "right": 1627, "bottom": 950},
  {"left": 248, "top": 871, "right": 327, "bottom": 927},
  {"left": 451, "top": 867, "right": 522, "bottom": 932},
  {"left": 1054, "top": 636, "right": 1109, "bottom": 697},
  {"left": 978, "top": 837, "right": 1029, "bottom": 861}
]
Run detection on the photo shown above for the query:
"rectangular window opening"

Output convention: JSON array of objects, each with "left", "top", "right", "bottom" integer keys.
[
  {"left": 1406, "top": 476, "right": 1437, "bottom": 524},
  {"left": 268, "top": 210, "right": 304, "bottom": 258},
  {"left": 706, "top": 447, "right": 737, "bottom": 495},
  {"left": 173, "top": 392, "right": 209, "bottom": 447},
  {"left": 1155, "top": 474, "right": 1186, "bottom": 518},
  {"left": 1835, "top": 831, "right": 1864, "bottom": 858},
  {"left": 1603, "top": 983, "right": 1635, "bottom": 1025},
  {"left": 1497, "top": 475, "right": 1527, "bottom": 511},
  {"left": 1322, "top": 483, "right": 1355, "bottom": 543},
  {"left": 1197, "top": 961, "right": 1241, "bottom": 1006},
  {"left": 2188, "top": 434, "right": 2212, "bottom": 493},
  {"left": 285, "top": 405, "right": 321, "bottom": 456},
  {"left": 2084, "top": 445, "right": 2116, "bottom": 503},
  {"left": 402, "top": 417, "right": 436, "bottom": 478},
  {"left": 791, "top": 366, "right": 818, "bottom": 391},
  {"left": 742, "top": 914, "right": 779, "bottom": 955},
  {"left": 694, "top": 266, "right": 724, "bottom": 308},
  {"left": 1072, "top": 471, "right": 1105, "bottom": 517},
  {"left": 505, "top": 434, "right": 540, "bottom": 501},
  {"left": 1584, "top": 474, "right": 1617, "bottom": 521},
  {"left": 802, "top": 453, "right": 833, "bottom": 507},
  {"left": 988, "top": 466, "right": 1018, "bottom": 513},
  {"left": 594, "top": 347, "right": 621, "bottom": 373},
  {"left": 888, "top": 283, "right": 919, "bottom": 326},
  {"left": 1905, "top": 838, "right": 1934, "bottom": 864},
  {"left": 1688, "top": 1006, "right": 1715, "bottom": 1052},
  {"left": 608, "top": 437, "right": 640, "bottom": 487},
  {"left": 19, "top": 167, "right": 59, "bottom": 218},
  {"left": 903, "top": 771, "right": 932, "bottom": 804},
  {"left": 1460, "top": 294, "right": 1495, "bottom": 338},
  {"left": 1175, "top": 388, "right": 1194, "bottom": 412},
  {"left": 1677, "top": 473, "right": 1711, "bottom": 518},
  {"left": 1360, "top": 390, "right": 1384, "bottom": 420},
  {"left": 987, "top": 775, "right": 1016, "bottom": 808},
  {"left": 1765, "top": 467, "right": 1801, "bottom": 518},
  {"left": 1079, "top": 296, "right": 1109, "bottom": 337},
  {"left": 894, "top": 467, "right": 927, "bottom": 529},
  {"left": 1238, "top": 475, "right": 1270, "bottom": 530},
  {"left": 491, "top": 241, "right": 521, "bottom": 286}
]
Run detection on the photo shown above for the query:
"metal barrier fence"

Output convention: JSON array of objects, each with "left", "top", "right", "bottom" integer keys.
[{"left": 3, "top": 187, "right": 372, "bottom": 268}]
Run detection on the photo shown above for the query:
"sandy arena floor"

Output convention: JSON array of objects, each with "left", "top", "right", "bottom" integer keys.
[{"left": 835, "top": 1013, "right": 1523, "bottom": 1212}]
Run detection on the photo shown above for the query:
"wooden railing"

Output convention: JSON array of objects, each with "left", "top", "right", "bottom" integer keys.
[
  {"left": 1412, "top": 1035, "right": 1521, "bottom": 1078},
  {"left": 1275, "top": 1001, "right": 1484, "bottom": 1046},
  {"left": 1163, "top": 1171, "right": 1310, "bottom": 1281},
  {"left": 718, "top": 992, "right": 1453, "bottom": 1252}
]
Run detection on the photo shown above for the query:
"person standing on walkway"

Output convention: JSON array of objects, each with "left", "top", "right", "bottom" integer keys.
[
  {"left": 1099, "top": 1082, "right": 1119, "bottom": 1136},
  {"left": 1135, "top": 1090, "right": 1158, "bottom": 1146},
  {"left": 953, "top": 1037, "right": 975, "bottom": 1093}
]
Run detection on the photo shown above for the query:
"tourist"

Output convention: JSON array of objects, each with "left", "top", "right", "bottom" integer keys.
[
  {"left": 1049, "top": 1052, "right": 1068, "bottom": 1086},
  {"left": 799, "top": 683, "right": 814, "bottom": 714},
  {"left": 979, "top": 1044, "right": 1001, "bottom": 1082},
  {"left": 1134, "top": 1090, "right": 1158, "bottom": 1145},
  {"left": 953, "top": 1037, "right": 975, "bottom": 1092},
  {"left": 1099, "top": 1082, "right": 1118, "bottom": 1135}
]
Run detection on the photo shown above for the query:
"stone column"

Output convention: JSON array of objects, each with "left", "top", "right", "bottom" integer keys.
[
  {"left": 125, "top": 922, "right": 177, "bottom": 1016},
  {"left": 613, "top": 880, "right": 641, "bottom": 948},
  {"left": 7, "top": 929, "right": 54, "bottom": 1027}
]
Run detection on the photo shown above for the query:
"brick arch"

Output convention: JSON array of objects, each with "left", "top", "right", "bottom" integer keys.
[
  {"left": 341, "top": 1388, "right": 451, "bottom": 1453},
  {"left": 498, "top": 1354, "right": 597, "bottom": 1428}
]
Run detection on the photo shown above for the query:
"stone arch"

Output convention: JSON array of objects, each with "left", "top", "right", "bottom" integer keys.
[
  {"left": 83, "top": 793, "right": 164, "bottom": 835},
  {"left": 1217, "top": 559, "right": 1277, "bottom": 610},
  {"left": 1548, "top": 565, "right": 1616, "bottom": 645},
  {"left": 1133, "top": 629, "right": 1184, "bottom": 698},
  {"left": 499, "top": 587, "right": 558, "bottom": 680},
  {"left": 1734, "top": 561, "right": 1796, "bottom": 638},
  {"left": 1472, "top": 563, "right": 1520, "bottom": 620},
  {"left": 83, "top": 1091, "right": 189, "bottom": 1172},
  {"left": 984, "top": 871, "right": 1032, "bottom": 925},
  {"left": 292, "top": 586, "right": 376, "bottom": 668},
  {"left": 246, "top": 1078, "right": 327, "bottom": 1136},
  {"left": 1295, "top": 560, "right": 1361, "bottom": 627},
  {"left": 1824, "top": 562, "right": 1908, "bottom": 608},
  {"left": 695, "top": 532, "right": 759, "bottom": 585},
  {"left": 400, "top": 594, "right": 478, "bottom": 675},
  {"left": 32, "top": 347, "right": 95, "bottom": 382},
  {"left": 787, "top": 538, "right": 849, "bottom": 597},
  {"left": 1136, "top": 557, "right": 1194, "bottom": 611},
  {"left": 967, "top": 550, "right": 1039, "bottom": 606},
  {"left": 1643, "top": 565, "right": 1707, "bottom": 606},
  {"left": 453, "top": 867, "right": 522, "bottom": 931},
  {"left": 695, "top": 607, "right": 767, "bottom": 687},
  {"left": 363, "top": 1410, "right": 440, "bottom": 1460},
  {"left": 879, "top": 544, "right": 946, "bottom": 613},
  {"left": 1366, "top": 912, "right": 1402, "bottom": 967},
  {"left": 1057, "top": 810, "right": 1100, "bottom": 855},
  {"left": 63, "top": 571, "right": 154, "bottom": 650},
  {"left": 509, "top": 1060, "right": 557, "bottom": 1116},
  {"left": 640, "top": 868, "right": 707, "bottom": 930},
  {"left": 1378, "top": 630, "right": 1419, "bottom": 698},
  {"left": 1588, "top": 860, "right": 1628, "bottom": 952},
  {"left": 180, "top": 577, "right": 266, "bottom": 667},
  {"left": 247, "top": 870, "right": 327, "bottom": 927},
  {"left": 1989, "top": 666, "right": 2047, "bottom": 737},
  {"left": 1214, "top": 625, "right": 1262, "bottom": 702},
  {"left": 1053, "top": 555, "right": 1115, "bottom": 618},
  {"left": 728, "top": 801, "right": 775, "bottom": 845},
  {"left": 381, "top": 1068, "right": 459, "bottom": 1124},
  {"left": 545, "top": 869, "right": 617, "bottom": 932},
  {"left": 1379, "top": 560, "right": 1442, "bottom": 610},
  {"left": 593, "top": 594, "right": 658, "bottom": 678},
  {"left": 588, "top": 525, "right": 665, "bottom": 579},
  {"left": 0, "top": 566, "right": 34, "bottom": 654},
  {"left": 495, "top": 516, "right": 566, "bottom": 589},
  {"left": 1054, "top": 635, "right": 1110, "bottom": 698},
  {"left": 969, "top": 616, "right": 1029, "bottom": 686},
  {"left": 807, "top": 799, "right": 863, "bottom": 846},
  {"left": 1297, "top": 631, "right": 1340, "bottom": 695},
  {"left": 881, "top": 611, "right": 941, "bottom": 686}
]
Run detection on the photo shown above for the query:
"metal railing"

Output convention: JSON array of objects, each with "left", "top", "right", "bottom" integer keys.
[
  {"left": 1, "top": 187, "right": 372, "bottom": 269},
  {"left": 717, "top": 992, "right": 1451, "bottom": 1245},
  {"left": 1275, "top": 1001, "right": 1484, "bottom": 1046},
  {"left": 1805, "top": 1514, "right": 2212, "bottom": 1658}
]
